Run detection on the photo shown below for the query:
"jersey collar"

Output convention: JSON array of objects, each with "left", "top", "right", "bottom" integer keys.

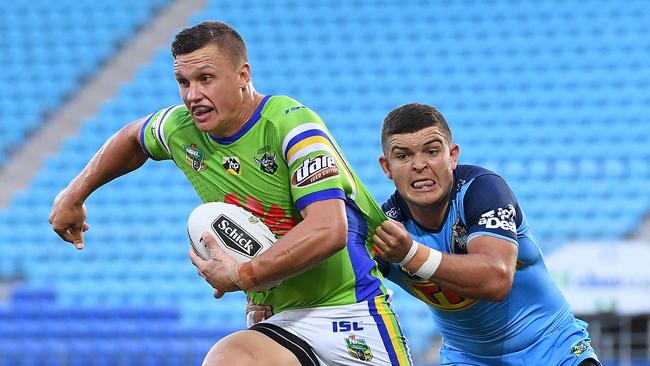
[{"left": 209, "top": 95, "right": 271, "bottom": 145}]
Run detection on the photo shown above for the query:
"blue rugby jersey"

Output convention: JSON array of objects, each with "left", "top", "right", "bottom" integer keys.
[{"left": 380, "top": 165, "right": 573, "bottom": 356}]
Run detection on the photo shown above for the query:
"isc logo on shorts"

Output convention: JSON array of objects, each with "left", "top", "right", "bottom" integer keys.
[
  {"left": 212, "top": 215, "right": 263, "bottom": 258},
  {"left": 332, "top": 321, "right": 364, "bottom": 332}
]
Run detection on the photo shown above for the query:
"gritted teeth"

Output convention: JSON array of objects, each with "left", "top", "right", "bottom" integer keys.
[{"left": 192, "top": 105, "right": 213, "bottom": 114}]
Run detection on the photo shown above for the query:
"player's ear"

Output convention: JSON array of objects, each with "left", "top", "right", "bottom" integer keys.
[
  {"left": 449, "top": 143, "right": 460, "bottom": 169},
  {"left": 238, "top": 63, "right": 251, "bottom": 88},
  {"left": 378, "top": 156, "right": 393, "bottom": 180}
]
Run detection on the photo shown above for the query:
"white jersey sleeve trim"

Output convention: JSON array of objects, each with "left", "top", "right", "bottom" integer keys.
[
  {"left": 281, "top": 122, "right": 325, "bottom": 158},
  {"left": 155, "top": 105, "right": 183, "bottom": 155}
]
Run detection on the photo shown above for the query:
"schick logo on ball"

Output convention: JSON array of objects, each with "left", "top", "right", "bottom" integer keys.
[{"left": 212, "top": 215, "right": 263, "bottom": 258}]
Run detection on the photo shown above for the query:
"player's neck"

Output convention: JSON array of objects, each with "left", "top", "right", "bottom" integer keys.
[
  {"left": 238, "top": 91, "right": 264, "bottom": 127},
  {"left": 408, "top": 200, "right": 449, "bottom": 231},
  {"left": 218, "top": 89, "right": 264, "bottom": 138}
]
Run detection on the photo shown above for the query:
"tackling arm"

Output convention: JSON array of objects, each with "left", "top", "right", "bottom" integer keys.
[
  {"left": 374, "top": 220, "right": 517, "bottom": 301},
  {"left": 407, "top": 236, "right": 517, "bottom": 301}
]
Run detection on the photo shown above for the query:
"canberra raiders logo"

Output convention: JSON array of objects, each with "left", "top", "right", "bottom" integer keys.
[
  {"left": 254, "top": 152, "right": 278, "bottom": 174},
  {"left": 183, "top": 144, "right": 206, "bottom": 172}
]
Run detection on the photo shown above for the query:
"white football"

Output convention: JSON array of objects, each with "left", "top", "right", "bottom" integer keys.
[{"left": 187, "top": 202, "right": 281, "bottom": 290}]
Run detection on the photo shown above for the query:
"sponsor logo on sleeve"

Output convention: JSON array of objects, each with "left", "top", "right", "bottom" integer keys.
[
  {"left": 291, "top": 154, "right": 339, "bottom": 187},
  {"left": 477, "top": 204, "right": 516, "bottom": 233},
  {"left": 211, "top": 215, "right": 263, "bottom": 258},
  {"left": 183, "top": 144, "right": 206, "bottom": 172},
  {"left": 223, "top": 157, "right": 242, "bottom": 175},
  {"left": 150, "top": 115, "right": 161, "bottom": 143},
  {"left": 404, "top": 278, "right": 477, "bottom": 311}
]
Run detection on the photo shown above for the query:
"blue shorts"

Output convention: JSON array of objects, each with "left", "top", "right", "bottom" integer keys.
[{"left": 439, "top": 315, "right": 600, "bottom": 366}]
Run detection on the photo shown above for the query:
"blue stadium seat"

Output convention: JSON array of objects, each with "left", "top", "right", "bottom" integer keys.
[{"left": 0, "top": 0, "right": 172, "bottom": 168}]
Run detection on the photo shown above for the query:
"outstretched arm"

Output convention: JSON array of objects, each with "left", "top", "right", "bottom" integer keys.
[{"left": 49, "top": 118, "right": 149, "bottom": 248}]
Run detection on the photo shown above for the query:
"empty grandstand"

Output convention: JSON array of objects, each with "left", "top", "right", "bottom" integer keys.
[{"left": 1, "top": 1, "right": 649, "bottom": 365}]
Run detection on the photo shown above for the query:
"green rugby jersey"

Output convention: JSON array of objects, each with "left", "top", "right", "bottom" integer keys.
[{"left": 140, "top": 95, "right": 388, "bottom": 312}]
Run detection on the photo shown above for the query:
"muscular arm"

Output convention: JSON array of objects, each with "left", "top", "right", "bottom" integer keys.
[
  {"left": 65, "top": 119, "right": 148, "bottom": 202},
  {"left": 49, "top": 118, "right": 148, "bottom": 246},
  {"left": 248, "top": 199, "right": 348, "bottom": 285},
  {"left": 409, "top": 236, "right": 517, "bottom": 301},
  {"left": 189, "top": 198, "right": 348, "bottom": 296},
  {"left": 374, "top": 220, "right": 517, "bottom": 301}
]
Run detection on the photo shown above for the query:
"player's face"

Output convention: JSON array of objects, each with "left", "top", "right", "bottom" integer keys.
[
  {"left": 379, "top": 126, "right": 459, "bottom": 210},
  {"left": 174, "top": 44, "right": 250, "bottom": 136}
]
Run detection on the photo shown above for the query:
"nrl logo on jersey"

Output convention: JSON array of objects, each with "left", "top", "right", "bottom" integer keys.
[
  {"left": 571, "top": 340, "right": 592, "bottom": 357},
  {"left": 345, "top": 335, "right": 373, "bottom": 362},
  {"left": 223, "top": 157, "right": 242, "bottom": 175},
  {"left": 291, "top": 154, "right": 339, "bottom": 187},
  {"left": 183, "top": 144, "right": 206, "bottom": 172},
  {"left": 254, "top": 152, "right": 278, "bottom": 174}
]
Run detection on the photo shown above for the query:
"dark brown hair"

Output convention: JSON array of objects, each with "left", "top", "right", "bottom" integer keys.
[
  {"left": 381, "top": 103, "right": 452, "bottom": 152},
  {"left": 171, "top": 21, "right": 247, "bottom": 66}
]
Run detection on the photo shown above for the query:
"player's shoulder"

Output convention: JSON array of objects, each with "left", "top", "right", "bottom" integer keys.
[
  {"left": 262, "top": 95, "right": 305, "bottom": 115},
  {"left": 381, "top": 191, "right": 411, "bottom": 223},
  {"left": 455, "top": 164, "right": 509, "bottom": 192},
  {"left": 148, "top": 104, "right": 194, "bottom": 130},
  {"left": 455, "top": 164, "right": 500, "bottom": 182},
  {"left": 261, "top": 95, "right": 322, "bottom": 126},
  {"left": 456, "top": 164, "right": 520, "bottom": 218}
]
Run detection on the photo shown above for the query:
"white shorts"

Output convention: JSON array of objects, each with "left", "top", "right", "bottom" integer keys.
[{"left": 250, "top": 295, "right": 413, "bottom": 366}]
